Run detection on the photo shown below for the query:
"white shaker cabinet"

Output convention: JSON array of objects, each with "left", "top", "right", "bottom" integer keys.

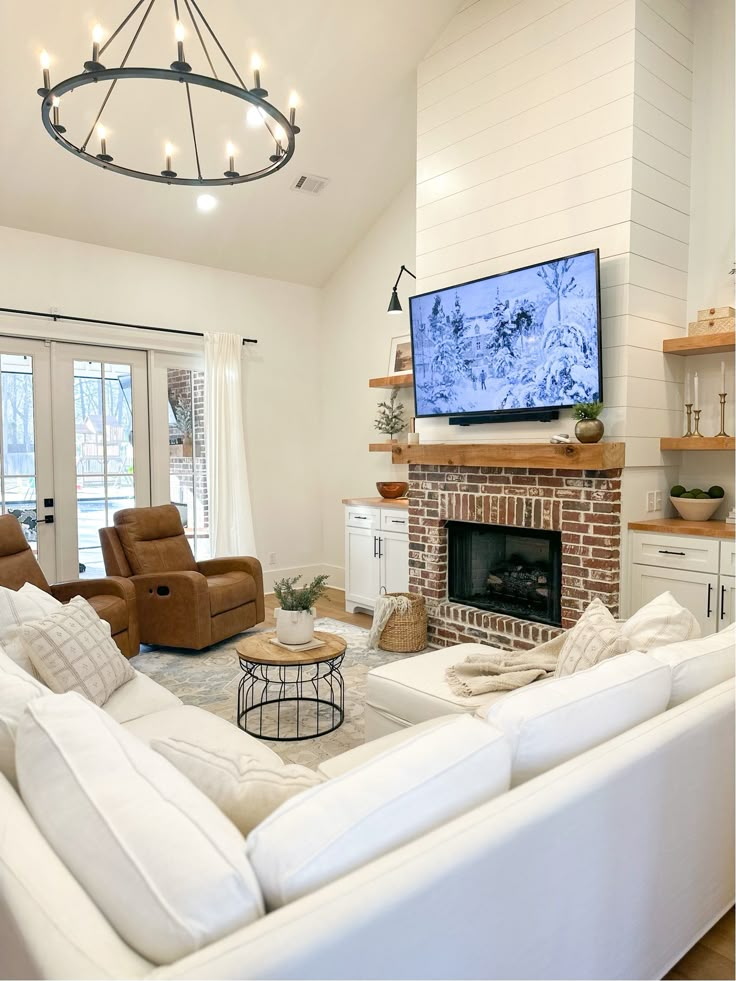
[{"left": 344, "top": 503, "right": 409, "bottom": 614}]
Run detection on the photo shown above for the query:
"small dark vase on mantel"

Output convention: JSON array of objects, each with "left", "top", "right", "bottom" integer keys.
[{"left": 575, "top": 418, "right": 604, "bottom": 443}]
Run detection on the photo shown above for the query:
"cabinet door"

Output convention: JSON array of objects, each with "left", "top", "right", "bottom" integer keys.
[
  {"left": 718, "top": 575, "right": 736, "bottom": 629},
  {"left": 345, "top": 526, "right": 380, "bottom": 612},
  {"left": 380, "top": 530, "right": 409, "bottom": 595},
  {"left": 630, "top": 565, "right": 719, "bottom": 636}
]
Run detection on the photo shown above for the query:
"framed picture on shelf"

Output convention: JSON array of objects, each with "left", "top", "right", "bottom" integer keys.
[{"left": 388, "top": 334, "right": 412, "bottom": 376}]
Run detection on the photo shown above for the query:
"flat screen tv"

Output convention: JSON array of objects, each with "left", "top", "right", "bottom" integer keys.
[{"left": 408, "top": 248, "right": 602, "bottom": 421}]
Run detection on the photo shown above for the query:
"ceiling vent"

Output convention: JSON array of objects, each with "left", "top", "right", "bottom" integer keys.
[{"left": 291, "top": 173, "right": 330, "bottom": 195}]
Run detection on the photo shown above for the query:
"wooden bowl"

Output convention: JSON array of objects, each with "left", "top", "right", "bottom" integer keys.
[
  {"left": 670, "top": 495, "right": 721, "bottom": 521},
  {"left": 376, "top": 481, "right": 409, "bottom": 500}
]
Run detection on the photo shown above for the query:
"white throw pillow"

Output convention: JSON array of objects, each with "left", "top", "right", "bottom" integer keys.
[
  {"left": 621, "top": 591, "right": 700, "bottom": 652},
  {"left": 153, "top": 736, "right": 325, "bottom": 835},
  {"left": 0, "top": 647, "right": 47, "bottom": 786},
  {"left": 481, "top": 651, "right": 672, "bottom": 786},
  {"left": 554, "top": 597, "right": 625, "bottom": 677},
  {"left": 0, "top": 582, "right": 62, "bottom": 673},
  {"left": 649, "top": 624, "right": 735, "bottom": 707},
  {"left": 22, "top": 596, "right": 134, "bottom": 706},
  {"left": 15, "top": 692, "right": 264, "bottom": 965},
  {"left": 247, "top": 715, "right": 511, "bottom": 910}
]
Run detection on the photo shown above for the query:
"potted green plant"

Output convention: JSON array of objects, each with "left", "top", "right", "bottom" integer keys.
[
  {"left": 272, "top": 574, "right": 330, "bottom": 645},
  {"left": 572, "top": 401, "right": 604, "bottom": 443},
  {"left": 374, "top": 387, "right": 407, "bottom": 442}
]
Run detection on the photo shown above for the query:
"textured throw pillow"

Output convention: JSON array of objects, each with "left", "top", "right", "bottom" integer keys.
[
  {"left": 152, "top": 737, "right": 325, "bottom": 835},
  {"left": 649, "top": 623, "right": 735, "bottom": 707},
  {"left": 0, "top": 582, "right": 62, "bottom": 673},
  {"left": 0, "top": 647, "right": 48, "bottom": 786},
  {"left": 554, "top": 597, "right": 625, "bottom": 677},
  {"left": 621, "top": 591, "right": 700, "bottom": 653},
  {"left": 16, "top": 692, "right": 264, "bottom": 965},
  {"left": 22, "top": 596, "right": 134, "bottom": 706}
]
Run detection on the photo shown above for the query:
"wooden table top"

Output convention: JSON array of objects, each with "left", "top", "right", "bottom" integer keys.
[{"left": 235, "top": 630, "right": 347, "bottom": 666}]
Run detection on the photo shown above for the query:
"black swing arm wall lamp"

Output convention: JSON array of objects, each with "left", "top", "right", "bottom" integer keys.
[{"left": 387, "top": 264, "right": 416, "bottom": 314}]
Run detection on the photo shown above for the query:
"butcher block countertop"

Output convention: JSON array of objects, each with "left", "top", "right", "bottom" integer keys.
[
  {"left": 628, "top": 517, "right": 735, "bottom": 539},
  {"left": 342, "top": 497, "right": 409, "bottom": 509}
]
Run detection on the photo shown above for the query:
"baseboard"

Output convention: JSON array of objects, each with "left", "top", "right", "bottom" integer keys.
[{"left": 263, "top": 563, "right": 345, "bottom": 594}]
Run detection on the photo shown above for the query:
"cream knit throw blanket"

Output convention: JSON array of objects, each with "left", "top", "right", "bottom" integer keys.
[
  {"left": 445, "top": 631, "right": 568, "bottom": 697},
  {"left": 368, "top": 594, "right": 412, "bottom": 650}
]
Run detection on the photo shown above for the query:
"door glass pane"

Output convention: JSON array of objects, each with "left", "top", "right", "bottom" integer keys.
[
  {"left": 0, "top": 354, "right": 38, "bottom": 555},
  {"left": 75, "top": 360, "right": 135, "bottom": 578},
  {"left": 168, "top": 368, "right": 210, "bottom": 560}
]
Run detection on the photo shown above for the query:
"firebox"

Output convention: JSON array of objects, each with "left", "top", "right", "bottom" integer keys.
[{"left": 447, "top": 521, "right": 562, "bottom": 627}]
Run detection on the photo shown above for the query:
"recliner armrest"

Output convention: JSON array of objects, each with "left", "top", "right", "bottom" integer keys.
[
  {"left": 130, "top": 571, "right": 211, "bottom": 649},
  {"left": 50, "top": 576, "right": 135, "bottom": 605},
  {"left": 197, "top": 557, "right": 264, "bottom": 624}
]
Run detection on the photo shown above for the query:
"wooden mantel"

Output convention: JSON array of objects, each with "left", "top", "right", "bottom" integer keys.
[{"left": 390, "top": 441, "right": 625, "bottom": 471}]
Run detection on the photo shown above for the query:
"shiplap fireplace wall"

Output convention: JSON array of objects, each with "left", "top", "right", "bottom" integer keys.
[{"left": 414, "top": 0, "right": 693, "bottom": 611}]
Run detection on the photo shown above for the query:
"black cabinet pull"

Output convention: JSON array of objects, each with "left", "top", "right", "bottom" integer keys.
[
  {"left": 373, "top": 536, "right": 377, "bottom": 558},
  {"left": 706, "top": 582, "right": 713, "bottom": 618},
  {"left": 658, "top": 549, "right": 686, "bottom": 556},
  {"left": 353, "top": 515, "right": 367, "bottom": 521},
  {"left": 721, "top": 584, "right": 727, "bottom": 620},
  {"left": 377, "top": 537, "right": 384, "bottom": 559}
]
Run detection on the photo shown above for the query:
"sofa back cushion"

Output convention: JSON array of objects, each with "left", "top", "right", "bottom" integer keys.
[
  {"left": 554, "top": 597, "right": 626, "bottom": 677},
  {"left": 622, "top": 591, "right": 701, "bottom": 652},
  {"left": 0, "top": 582, "right": 62, "bottom": 674},
  {"left": 649, "top": 625, "right": 735, "bottom": 707},
  {"left": 16, "top": 692, "right": 264, "bottom": 965},
  {"left": 481, "top": 652, "right": 672, "bottom": 786},
  {"left": 247, "top": 715, "right": 511, "bottom": 910},
  {"left": 113, "top": 504, "right": 197, "bottom": 575},
  {"left": 0, "top": 648, "right": 47, "bottom": 786}
]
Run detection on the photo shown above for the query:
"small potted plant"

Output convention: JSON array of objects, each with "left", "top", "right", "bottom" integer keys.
[
  {"left": 272, "top": 574, "right": 330, "bottom": 645},
  {"left": 572, "top": 401, "right": 604, "bottom": 443},
  {"left": 374, "top": 387, "right": 407, "bottom": 443}
]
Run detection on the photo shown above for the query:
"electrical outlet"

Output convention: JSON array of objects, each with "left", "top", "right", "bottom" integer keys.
[
  {"left": 654, "top": 490, "right": 663, "bottom": 510},
  {"left": 268, "top": 552, "right": 277, "bottom": 567},
  {"left": 646, "top": 491, "right": 656, "bottom": 512}
]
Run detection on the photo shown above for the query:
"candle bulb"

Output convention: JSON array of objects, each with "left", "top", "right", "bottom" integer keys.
[
  {"left": 39, "top": 50, "right": 51, "bottom": 95},
  {"left": 225, "top": 141, "right": 237, "bottom": 177},
  {"left": 694, "top": 372, "right": 699, "bottom": 411},
  {"left": 161, "top": 141, "right": 176, "bottom": 178},
  {"left": 95, "top": 123, "right": 112, "bottom": 161},
  {"left": 251, "top": 53, "right": 261, "bottom": 90},
  {"left": 721, "top": 360, "right": 726, "bottom": 393},
  {"left": 51, "top": 96, "right": 65, "bottom": 133},
  {"left": 288, "top": 91, "right": 299, "bottom": 128},
  {"left": 171, "top": 21, "right": 190, "bottom": 72},
  {"left": 92, "top": 24, "right": 103, "bottom": 62}
]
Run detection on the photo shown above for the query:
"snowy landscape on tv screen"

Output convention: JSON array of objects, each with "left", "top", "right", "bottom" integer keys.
[{"left": 409, "top": 251, "right": 601, "bottom": 417}]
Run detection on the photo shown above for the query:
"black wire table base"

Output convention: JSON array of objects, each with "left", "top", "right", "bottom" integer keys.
[{"left": 237, "top": 653, "right": 345, "bottom": 742}]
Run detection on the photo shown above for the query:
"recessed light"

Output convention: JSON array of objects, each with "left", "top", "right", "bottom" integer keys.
[{"left": 197, "top": 193, "right": 217, "bottom": 212}]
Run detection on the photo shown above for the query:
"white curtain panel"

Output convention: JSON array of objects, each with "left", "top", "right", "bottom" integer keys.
[{"left": 204, "top": 333, "right": 256, "bottom": 557}]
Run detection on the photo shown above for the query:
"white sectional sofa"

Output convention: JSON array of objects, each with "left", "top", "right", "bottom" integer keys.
[{"left": 1, "top": 636, "right": 734, "bottom": 980}]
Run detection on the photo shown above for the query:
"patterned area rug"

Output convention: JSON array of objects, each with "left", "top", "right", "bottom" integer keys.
[{"left": 130, "top": 618, "right": 411, "bottom": 766}]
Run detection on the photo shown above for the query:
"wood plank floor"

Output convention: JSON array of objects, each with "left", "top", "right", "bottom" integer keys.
[{"left": 267, "top": 589, "right": 735, "bottom": 980}]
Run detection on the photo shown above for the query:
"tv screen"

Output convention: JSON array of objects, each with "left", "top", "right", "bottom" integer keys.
[{"left": 409, "top": 249, "right": 602, "bottom": 420}]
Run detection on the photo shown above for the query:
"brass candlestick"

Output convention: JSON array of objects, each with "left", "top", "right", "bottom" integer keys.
[
  {"left": 692, "top": 408, "right": 704, "bottom": 437},
  {"left": 716, "top": 393, "right": 731, "bottom": 438},
  {"left": 683, "top": 402, "right": 693, "bottom": 437}
]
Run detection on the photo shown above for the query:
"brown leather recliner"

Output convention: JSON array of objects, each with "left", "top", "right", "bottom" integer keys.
[
  {"left": 0, "top": 514, "right": 139, "bottom": 658},
  {"left": 99, "top": 504, "right": 264, "bottom": 650}
]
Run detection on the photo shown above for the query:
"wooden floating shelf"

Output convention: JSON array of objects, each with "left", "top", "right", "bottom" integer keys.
[
  {"left": 368, "top": 442, "right": 396, "bottom": 453},
  {"left": 389, "top": 441, "right": 625, "bottom": 471},
  {"left": 629, "top": 517, "right": 735, "bottom": 540},
  {"left": 660, "top": 437, "right": 735, "bottom": 451},
  {"left": 368, "top": 373, "right": 414, "bottom": 388},
  {"left": 663, "top": 331, "right": 735, "bottom": 355}
]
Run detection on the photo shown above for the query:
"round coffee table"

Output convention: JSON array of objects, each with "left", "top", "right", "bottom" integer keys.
[{"left": 235, "top": 631, "right": 347, "bottom": 741}]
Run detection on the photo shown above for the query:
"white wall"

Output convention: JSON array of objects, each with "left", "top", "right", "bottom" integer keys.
[
  {"left": 0, "top": 224, "right": 324, "bottom": 588},
  {"left": 319, "top": 181, "right": 416, "bottom": 581}
]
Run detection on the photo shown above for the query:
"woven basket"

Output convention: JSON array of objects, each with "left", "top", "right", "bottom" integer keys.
[{"left": 378, "top": 592, "right": 427, "bottom": 653}]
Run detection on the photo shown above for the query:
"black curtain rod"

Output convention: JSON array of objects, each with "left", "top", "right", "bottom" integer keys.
[{"left": 0, "top": 307, "right": 258, "bottom": 345}]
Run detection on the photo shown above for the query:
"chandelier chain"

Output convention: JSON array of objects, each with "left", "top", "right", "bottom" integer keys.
[{"left": 184, "top": 83, "right": 203, "bottom": 180}]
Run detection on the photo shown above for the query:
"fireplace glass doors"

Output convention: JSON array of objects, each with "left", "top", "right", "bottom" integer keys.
[{"left": 447, "top": 521, "right": 562, "bottom": 627}]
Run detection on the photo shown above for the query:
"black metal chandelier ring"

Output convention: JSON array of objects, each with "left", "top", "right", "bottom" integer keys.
[{"left": 41, "top": 68, "right": 296, "bottom": 187}]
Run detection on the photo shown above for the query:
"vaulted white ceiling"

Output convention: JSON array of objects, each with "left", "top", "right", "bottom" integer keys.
[{"left": 0, "top": 0, "right": 458, "bottom": 286}]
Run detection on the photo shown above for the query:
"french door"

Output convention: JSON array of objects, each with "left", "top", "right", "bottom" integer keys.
[{"left": 0, "top": 336, "right": 150, "bottom": 583}]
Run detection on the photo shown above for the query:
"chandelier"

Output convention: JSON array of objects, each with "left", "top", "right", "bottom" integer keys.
[{"left": 37, "top": 0, "right": 301, "bottom": 187}]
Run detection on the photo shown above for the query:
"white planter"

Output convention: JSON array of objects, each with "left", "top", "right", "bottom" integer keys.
[{"left": 275, "top": 607, "right": 316, "bottom": 646}]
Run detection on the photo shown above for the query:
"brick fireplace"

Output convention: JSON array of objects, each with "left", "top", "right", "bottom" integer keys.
[{"left": 407, "top": 464, "right": 622, "bottom": 651}]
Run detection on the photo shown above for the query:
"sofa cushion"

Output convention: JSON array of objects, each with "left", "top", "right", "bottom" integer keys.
[
  {"left": 554, "top": 597, "right": 625, "bottom": 677},
  {"left": 367, "top": 645, "right": 507, "bottom": 732},
  {"left": 86, "top": 592, "right": 129, "bottom": 636},
  {"left": 207, "top": 571, "right": 256, "bottom": 616},
  {"left": 247, "top": 715, "right": 511, "bottom": 910},
  {"left": 0, "top": 582, "right": 62, "bottom": 674},
  {"left": 123, "top": 703, "right": 284, "bottom": 768},
  {"left": 0, "top": 649, "right": 47, "bottom": 786},
  {"left": 649, "top": 624, "right": 735, "bottom": 707},
  {"left": 114, "top": 504, "right": 198, "bottom": 575},
  {"left": 621, "top": 591, "right": 701, "bottom": 652},
  {"left": 22, "top": 596, "right": 134, "bottom": 706},
  {"left": 480, "top": 651, "right": 671, "bottom": 786},
  {"left": 153, "top": 736, "right": 324, "bottom": 835},
  {"left": 16, "top": 692, "right": 264, "bottom": 965},
  {"left": 102, "top": 671, "right": 182, "bottom": 723}
]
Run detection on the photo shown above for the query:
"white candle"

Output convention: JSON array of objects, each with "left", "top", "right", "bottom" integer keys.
[
  {"left": 694, "top": 372, "right": 699, "bottom": 410},
  {"left": 685, "top": 370, "right": 691, "bottom": 404},
  {"left": 721, "top": 360, "right": 726, "bottom": 393}
]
